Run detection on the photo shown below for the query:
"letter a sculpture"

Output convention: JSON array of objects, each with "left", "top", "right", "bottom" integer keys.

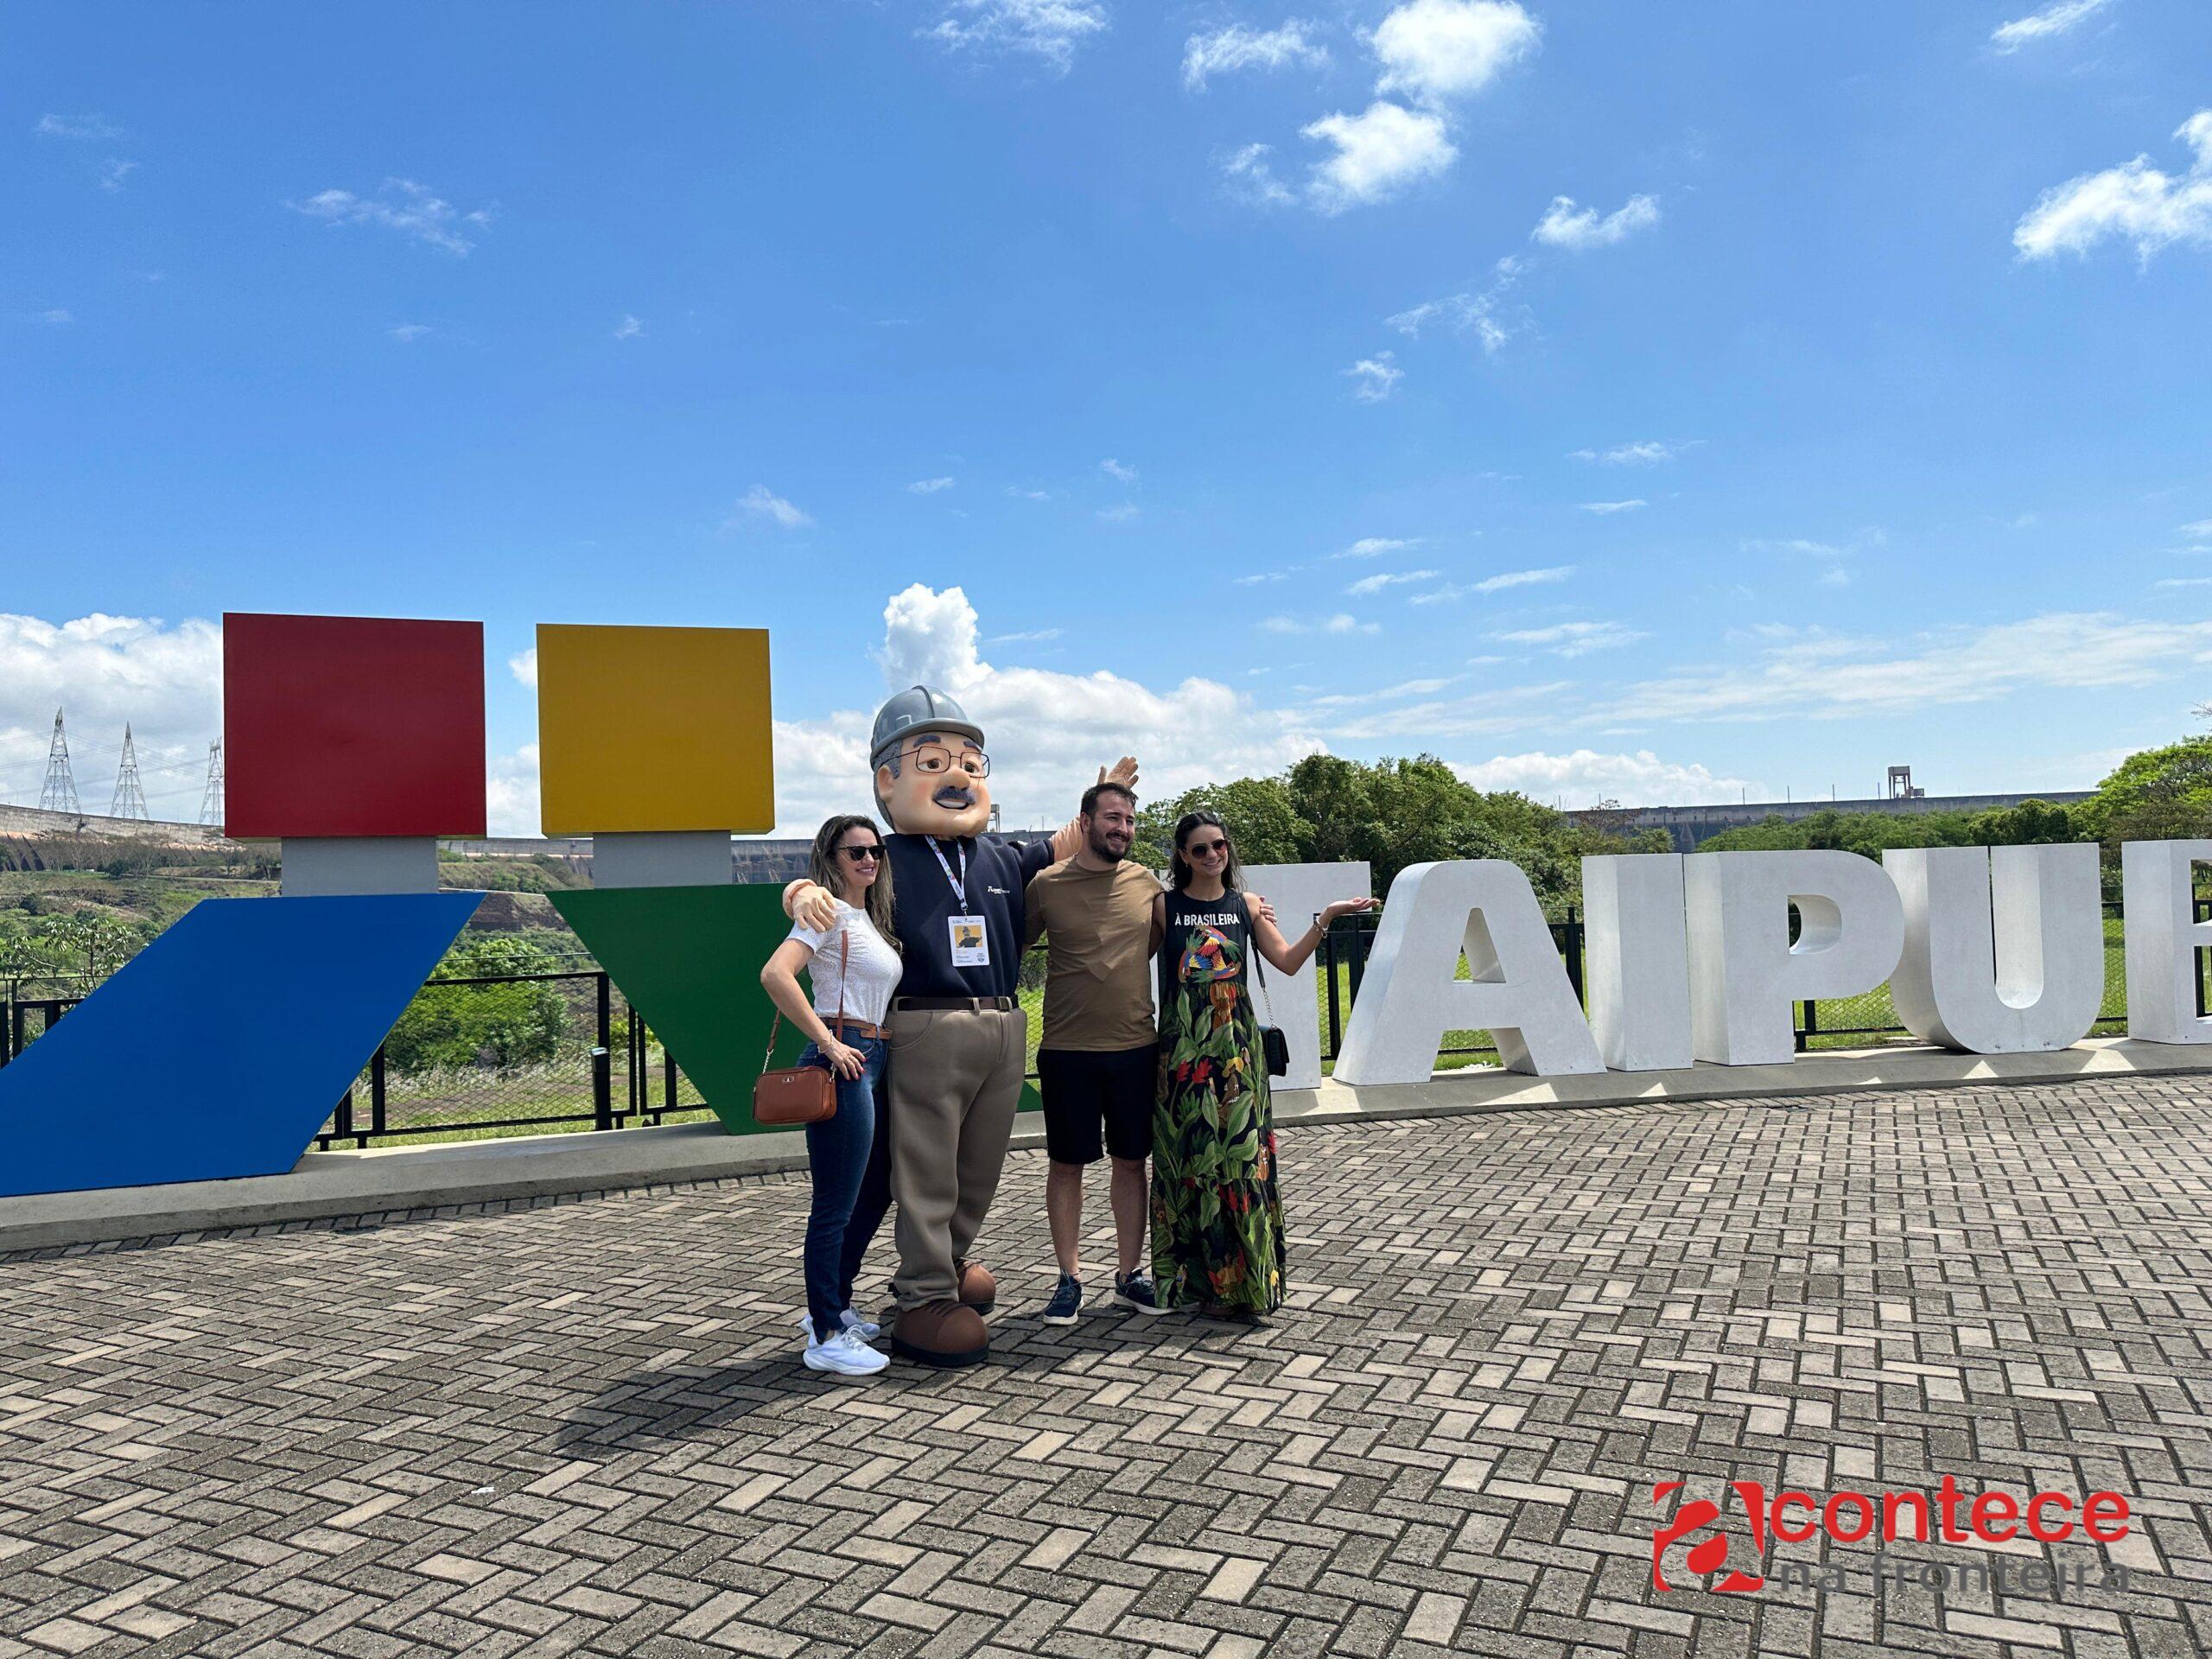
[{"left": 787, "top": 686, "right": 1134, "bottom": 1367}]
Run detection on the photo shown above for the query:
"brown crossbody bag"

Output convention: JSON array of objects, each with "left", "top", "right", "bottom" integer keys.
[{"left": 753, "top": 931, "right": 849, "bottom": 1127}]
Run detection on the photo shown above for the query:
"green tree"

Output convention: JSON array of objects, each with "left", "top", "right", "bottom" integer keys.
[
  {"left": 2081, "top": 737, "right": 2212, "bottom": 846},
  {"left": 1135, "top": 777, "right": 1307, "bottom": 871},
  {"left": 385, "top": 933, "right": 571, "bottom": 1072}
]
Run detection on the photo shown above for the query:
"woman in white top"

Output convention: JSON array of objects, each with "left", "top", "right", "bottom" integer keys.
[{"left": 760, "top": 815, "right": 905, "bottom": 1376}]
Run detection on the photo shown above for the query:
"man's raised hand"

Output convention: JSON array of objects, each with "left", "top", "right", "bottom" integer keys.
[{"left": 1097, "top": 756, "right": 1139, "bottom": 792}]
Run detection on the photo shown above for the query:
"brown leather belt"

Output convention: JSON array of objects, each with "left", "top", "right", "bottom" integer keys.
[
  {"left": 833, "top": 1020, "right": 888, "bottom": 1039},
  {"left": 893, "top": 995, "right": 1016, "bottom": 1014}
]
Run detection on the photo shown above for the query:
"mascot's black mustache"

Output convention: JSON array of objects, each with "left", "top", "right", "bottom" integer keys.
[{"left": 932, "top": 786, "right": 976, "bottom": 807}]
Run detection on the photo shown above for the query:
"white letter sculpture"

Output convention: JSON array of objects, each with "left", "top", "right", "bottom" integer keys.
[
  {"left": 1243, "top": 860, "right": 1374, "bottom": 1090},
  {"left": 1885, "top": 844, "right": 2103, "bottom": 1053},
  {"left": 1582, "top": 854, "right": 1692, "bottom": 1071},
  {"left": 2124, "top": 838, "right": 2212, "bottom": 1044},
  {"left": 1334, "top": 860, "right": 1601, "bottom": 1084},
  {"left": 1684, "top": 850, "right": 1904, "bottom": 1066}
]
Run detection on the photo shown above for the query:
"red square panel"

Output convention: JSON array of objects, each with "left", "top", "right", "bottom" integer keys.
[{"left": 224, "top": 613, "right": 486, "bottom": 838}]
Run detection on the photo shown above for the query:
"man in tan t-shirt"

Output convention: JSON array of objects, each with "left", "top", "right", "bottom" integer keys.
[{"left": 1022, "top": 779, "right": 1166, "bottom": 1324}]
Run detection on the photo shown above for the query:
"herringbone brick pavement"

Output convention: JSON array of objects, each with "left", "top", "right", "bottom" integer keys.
[{"left": 3, "top": 1076, "right": 2211, "bottom": 1656}]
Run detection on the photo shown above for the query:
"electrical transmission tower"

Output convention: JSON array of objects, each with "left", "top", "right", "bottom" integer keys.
[
  {"left": 37, "top": 709, "right": 81, "bottom": 814},
  {"left": 198, "top": 740, "right": 226, "bottom": 827},
  {"left": 110, "top": 724, "right": 149, "bottom": 821}
]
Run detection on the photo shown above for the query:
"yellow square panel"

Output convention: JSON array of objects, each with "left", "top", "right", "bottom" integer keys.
[{"left": 537, "top": 624, "right": 774, "bottom": 835}]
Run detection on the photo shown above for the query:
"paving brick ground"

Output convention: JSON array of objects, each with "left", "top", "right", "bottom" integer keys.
[{"left": 4, "top": 1074, "right": 2212, "bottom": 1657}]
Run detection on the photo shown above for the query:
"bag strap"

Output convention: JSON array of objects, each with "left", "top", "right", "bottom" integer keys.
[
  {"left": 762, "top": 925, "right": 851, "bottom": 1076},
  {"left": 1240, "top": 891, "right": 1270, "bottom": 992}
]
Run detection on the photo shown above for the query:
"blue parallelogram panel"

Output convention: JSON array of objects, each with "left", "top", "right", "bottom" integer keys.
[{"left": 0, "top": 893, "right": 479, "bottom": 1198}]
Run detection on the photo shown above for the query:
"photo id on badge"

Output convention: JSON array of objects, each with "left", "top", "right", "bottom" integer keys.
[{"left": 949, "top": 915, "right": 990, "bottom": 968}]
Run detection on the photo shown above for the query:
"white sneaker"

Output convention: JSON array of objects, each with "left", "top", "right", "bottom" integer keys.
[
  {"left": 797, "top": 1308, "right": 884, "bottom": 1342},
  {"left": 803, "top": 1326, "right": 888, "bottom": 1376}
]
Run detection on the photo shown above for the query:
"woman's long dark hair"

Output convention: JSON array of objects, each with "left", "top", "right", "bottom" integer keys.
[
  {"left": 810, "top": 814, "right": 900, "bottom": 950},
  {"left": 1169, "top": 810, "right": 1243, "bottom": 893}
]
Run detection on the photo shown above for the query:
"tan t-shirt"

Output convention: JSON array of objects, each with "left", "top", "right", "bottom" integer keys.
[{"left": 1023, "top": 857, "right": 1161, "bottom": 1052}]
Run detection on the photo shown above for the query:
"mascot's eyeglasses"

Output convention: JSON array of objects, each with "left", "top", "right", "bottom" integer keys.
[{"left": 899, "top": 743, "right": 991, "bottom": 779}]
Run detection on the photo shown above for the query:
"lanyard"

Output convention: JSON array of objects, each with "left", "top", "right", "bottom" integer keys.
[{"left": 925, "top": 837, "right": 972, "bottom": 917}]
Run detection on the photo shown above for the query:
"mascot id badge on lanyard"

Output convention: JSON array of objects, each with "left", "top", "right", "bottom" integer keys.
[{"left": 929, "top": 837, "right": 989, "bottom": 966}]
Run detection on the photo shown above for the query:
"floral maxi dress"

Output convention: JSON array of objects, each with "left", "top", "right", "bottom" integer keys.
[{"left": 1152, "top": 888, "right": 1286, "bottom": 1314}]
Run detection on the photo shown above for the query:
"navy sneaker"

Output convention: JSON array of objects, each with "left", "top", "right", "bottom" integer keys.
[
  {"left": 1041, "top": 1274, "right": 1084, "bottom": 1325},
  {"left": 1113, "top": 1271, "right": 1167, "bottom": 1317}
]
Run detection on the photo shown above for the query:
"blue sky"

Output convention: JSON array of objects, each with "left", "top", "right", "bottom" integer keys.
[{"left": 8, "top": 0, "right": 2212, "bottom": 835}]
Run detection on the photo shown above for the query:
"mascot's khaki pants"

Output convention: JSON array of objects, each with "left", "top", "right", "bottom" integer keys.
[{"left": 886, "top": 1005, "right": 1027, "bottom": 1309}]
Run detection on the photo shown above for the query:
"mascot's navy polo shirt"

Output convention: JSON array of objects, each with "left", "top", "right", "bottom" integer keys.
[{"left": 886, "top": 833, "right": 1056, "bottom": 1000}]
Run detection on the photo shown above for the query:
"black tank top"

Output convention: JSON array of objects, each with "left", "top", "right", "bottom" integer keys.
[{"left": 1158, "top": 887, "right": 1251, "bottom": 1008}]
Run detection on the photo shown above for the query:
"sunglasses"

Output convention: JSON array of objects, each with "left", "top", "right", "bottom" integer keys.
[
  {"left": 838, "top": 845, "right": 884, "bottom": 862},
  {"left": 1185, "top": 837, "right": 1230, "bottom": 857}
]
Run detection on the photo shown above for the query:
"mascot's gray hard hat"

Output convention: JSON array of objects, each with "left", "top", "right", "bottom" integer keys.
[{"left": 870, "top": 685, "right": 986, "bottom": 770}]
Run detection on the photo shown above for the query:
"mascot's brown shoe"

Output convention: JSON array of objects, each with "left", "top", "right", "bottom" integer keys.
[
  {"left": 954, "top": 1258, "right": 997, "bottom": 1315},
  {"left": 890, "top": 1299, "right": 988, "bottom": 1368}
]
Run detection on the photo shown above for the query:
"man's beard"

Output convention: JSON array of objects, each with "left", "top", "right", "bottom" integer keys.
[{"left": 1085, "top": 828, "right": 1128, "bottom": 864}]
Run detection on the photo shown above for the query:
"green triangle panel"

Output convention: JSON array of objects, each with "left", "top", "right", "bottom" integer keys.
[
  {"left": 550, "top": 883, "right": 798, "bottom": 1135},
  {"left": 550, "top": 882, "right": 1042, "bottom": 1135}
]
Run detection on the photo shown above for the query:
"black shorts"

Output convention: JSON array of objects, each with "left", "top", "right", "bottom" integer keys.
[{"left": 1037, "top": 1043, "right": 1159, "bottom": 1166}]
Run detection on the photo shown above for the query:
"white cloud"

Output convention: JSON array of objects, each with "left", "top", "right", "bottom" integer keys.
[
  {"left": 1323, "top": 680, "right": 1573, "bottom": 741},
  {"left": 2154, "top": 577, "right": 2212, "bottom": 588},
  {"left": 1303, "top": 103, "right": 1457, "bottom": 213},
  {"left": 1533, "top": 193, "right": 1662, "bottom": 250},
  {"left": 1592, "top": 612, "right": 2212, "bottom": 724},
  {"left": 1007, "top": 486, "right": 1052, "bottom": 501},
  {"left": 988, "top": 627, "right": 1064, "bottom": 643},
  {"left": 1344, "top": 350, "right": 1404, "bottom": 402},
  {"left": 1820, "top": 567, "right": 1853, "bottom": 588},
  {"left": 1410, "top": 565, "right": 1573, "bottom": 602},
  {"left": 1992, "top": 0, "right": 2115, "bottom": 53},
  {"left": 2015, "top": 111, "right": 2212, "bottom": 263},
  {"left": 1570, "top": 440, "right": 1692, "bottom": 465},
  {"left": 1386, "top": 257, "right": 1525, "bottom": 352},
  {"left": 1100, "top": 457, "right": 1138, "bottom": 483},
  {"left": 289, "top": 178, "right": 493, "bottom": 256},
  {"left": 1097, "top": 503, "right": 1140, "bottom": 522},
  {"left": 1452, "top": 748, "right": 1761, "bottom": 808},
  {"left": 1300, "top": 676, "right": 1460, "bottom": 708},
  {"left": 509, "top": 647, "right": 537, "bottom": 688},
  {"left": 924, "top": 0, "right": 1108, "bottom": 72},
  {"left": 98, "top": 159, "right": 137, "bottom": 193},
  {"left": 485, "top": 743, "right": 542, "bottom": 838},
  {"left": 1262, "top": 613, "right": 1382, "bottom": 636},
  {"left": 0, "top": 614, "right": 222, "bottom": 812},
  {"left": 1219, "top": 142, "right": 1295, "bottom": 207},
  {"left": 36, "top": 309, "right": 73, "bottom": 327},
  {"left": 1184, "top": 21, "right": 1329, "bottom": 90},
  {"left": 388, "top": 323, "right": 432, "bottom": 342},
  {"left": 1497, "top": 620, "right": 1648, "bottom": 657},
  {"left": 1578, "top": 499, "right": 1646, "bottom": 514},
  {"left": 1338, "top": 537, "right": 1421, "bottom": 559},
  {"left": 1371, "top": 0, "right": 1540, "bottom": 106},
  {"left": 727, "top": 485, "right": 813, "bottom": 530},
  {"left": 772, "top": 584, "right": 1326, "bottom": 834},
  {"left": 613, "top": 315, "right": 644, "bottom": 340},
  {"left": 1235, "top": 570, "right": 1292, "bottom": 585},
  {"left": 1344, "top": 569, "right": 1440, "bottom": 595},
  {"left": 908, "top": 476, "right": 957, "bottom": 493},
  {"left": 35, "top": 114, "right": 124, "bottom": 141},
  {"left": 2183, "top": 518, "right": 2212, "bottom": 537}
]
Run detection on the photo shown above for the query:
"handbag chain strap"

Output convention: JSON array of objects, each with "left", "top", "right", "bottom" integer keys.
[{"left": 761, "top": 927, "right": 849, "bottom": 1076}]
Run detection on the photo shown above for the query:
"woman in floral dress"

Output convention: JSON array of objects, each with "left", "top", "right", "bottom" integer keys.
[{"left": 1149, "top": 812, "right": 1376, "bottom": 1319}]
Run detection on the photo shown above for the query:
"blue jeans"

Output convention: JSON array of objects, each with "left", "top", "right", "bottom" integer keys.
[{"left": 797, "top": 1034, "right": 890, "bottom": 1344}]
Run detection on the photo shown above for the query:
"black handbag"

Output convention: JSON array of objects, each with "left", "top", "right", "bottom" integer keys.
[{"left": 1243, "top": 899, "right": 1292, "bottom": 1078}]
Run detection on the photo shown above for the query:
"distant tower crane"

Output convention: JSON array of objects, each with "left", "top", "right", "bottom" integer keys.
[
  {"left": 38, "top": 709, "right": 81, "bottom": 814},
  {"left": 109, "top": 724, "right": 149, "bottom": 821}
]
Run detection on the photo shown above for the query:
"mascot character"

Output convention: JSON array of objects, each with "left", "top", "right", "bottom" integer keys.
[{"left": 785, "top": 686, "right": 1135, "bottom": 1366}]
